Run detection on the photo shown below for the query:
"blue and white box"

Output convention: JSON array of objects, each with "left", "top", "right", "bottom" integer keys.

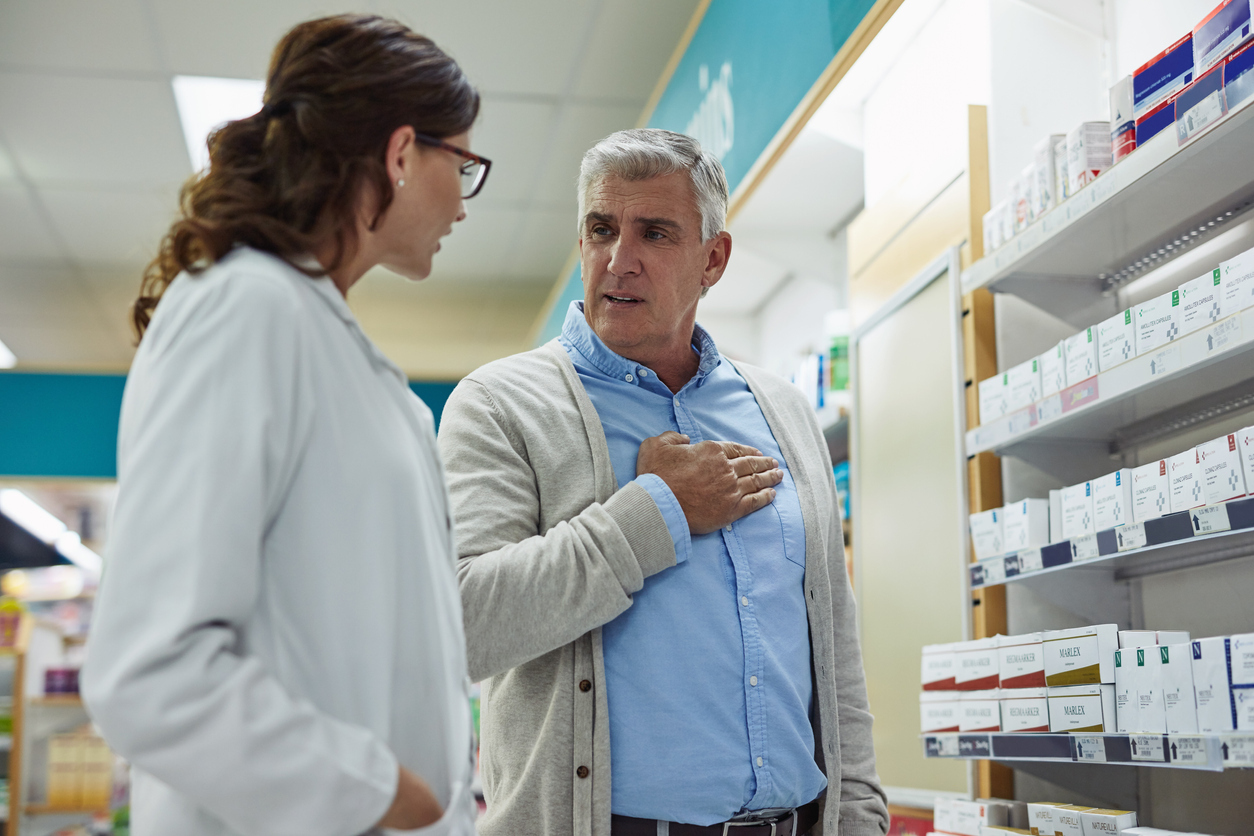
[
  {"left": 1179, "top": 268, "right": 1224, "bottom": 335},
  {"left": 1192, "top": 636, "right": 1236, "bottom": 732},
  {"left": 1176, "top": 64, "right": 1228, "bottom": 144},
  {"left": 1194, "top": 0, "right": 1253, "bottom": 73},
  {"left": 1134, "top": 33, "right": 1195, "bottom": 118},
  {"left": 1092, "top": 469, "right": 1132, "bottom": 531},
  {"left": 1004, "top": 498, "right": 1049, "bottom": 551},
  {"left": 970, "top": 508, "right": 1004, "bottom": 560},
  {"left": 1225, "top": 38, "right": 1254, "bottom": 108},
  {"left": 1061, "top": 482, "right": 1095, "bottom": 539}
]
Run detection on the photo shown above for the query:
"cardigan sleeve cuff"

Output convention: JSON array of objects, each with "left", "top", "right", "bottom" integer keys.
[
  {"left": 603, "top": 481, "right": 679, "bottom": 580},
  {"left": 632, "top": 474, "right": 692, "bottom": 565}
]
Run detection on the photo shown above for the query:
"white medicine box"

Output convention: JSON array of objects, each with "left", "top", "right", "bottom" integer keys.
[
  {"left": 1091, "top": 469, "right": 1132, "bottom": 530},
  {"left": 1238, "top": 426, "right": 1254, "bottom": 497},
  {"left": 1192, "top": 636, "right": 1236, "bottom": 732},
  {"left": 1197, "top": 433, "right": 1247, "bottom": 505},
  {"left": 1067, "top": 121, "right": 1112, "bottom": 194},
  {"left": 1060, "top": 482, "right": 1095, "bottom": 539},
  {"left": 1063, "top": 328, "right": 1098, "bottom": 387},
  {"left": 978, "top": 374, "right": 1008, "bottom": 425},
  {"left": 1220, "top": 245, "right": 1254, "bottom": 317},
  {"left": 1003, "top": 498, "right": 1049, "bottom": 551},
  {"left": 1131, "top": 459, "right": 1170, "bottom": 523},
  {"left": 1160, "top": 642, "right": 1198, "bottom": 734},
  {"left": 1005, "top": 358, "right": 1041, "bottom": 411},
  {"left": 1097, "top": 309, "right": 1136, "bottom": 371},
  {"left": 1167, "top": 448, "right": 1205, "bottom": 513},
  {"left": 969, "top": 508, "right": 1004, "bottom": 560},
  {"left": 1039, "top": 342, "right": 1066, "bottom": 398},
  {"left": 1135, "top": 290, "right": 1181, "bottom": 355},
  {"left": 1178, "top": 268, "right": 1224, "bottom": 335}
]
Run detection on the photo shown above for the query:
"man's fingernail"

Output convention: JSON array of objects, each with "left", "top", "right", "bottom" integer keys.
[{"left": 771, "top": 458, "right": 778, "bottom": 467}]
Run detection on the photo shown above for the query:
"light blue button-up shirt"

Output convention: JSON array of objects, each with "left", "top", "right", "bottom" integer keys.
[{"left": 559, "top": 301, "right": 827, "bottom": 826}]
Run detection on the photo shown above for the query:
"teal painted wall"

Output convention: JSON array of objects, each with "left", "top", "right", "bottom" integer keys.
[
  {"left": 534, "top": 0, "right": 878, "bottom": 345},
  {"left": 0, "top": 372, "right": 458, "bottom": 480}
]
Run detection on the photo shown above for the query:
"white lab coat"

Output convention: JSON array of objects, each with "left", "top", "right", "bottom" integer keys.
[{"left": 82, "top": 248, "right": 476, "bottom": 836}]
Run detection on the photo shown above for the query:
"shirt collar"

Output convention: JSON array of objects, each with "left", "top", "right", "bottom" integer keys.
[{"left": 560, "top": 300, "right": 722, "bottom": 385}]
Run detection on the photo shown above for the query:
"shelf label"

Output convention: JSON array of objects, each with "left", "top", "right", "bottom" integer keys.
[
  {"left": 1169, "top": 735, "right": 1210, "bottom": 765},
  {"left": 1016, "top": 548, "right": 1044, "bottom": 574},
  {"left": 1116, "top": 523, "right": 1147, "bottom": 551},
  {"left": 1037, "top": 394, "right": 1063, "bottom": 424},
  {"left": 970, "top": 564, "right": 985, "bottom": 587},
  {"left": 1178, "top": 89, "right": 1226, "bottom": 144},
  {"left": 1221, "top": 734, "right": 1254, "bottom": 766},
  {"left": 958, "top": 734, "right": 992, "bottom": 758},
  {"left": 1071, "top": 534, "right": 1099, "bottom": 561},
  {"left": 1205, "top": 316, "right": 1242, "bottom": 356},
  {"left": 925, "top": 734, "right": 961, "bottom": 757},
  {"left": 1148, "top": 345, "right": 1181, "bottom": 378},
  {"left": 1192, "top": 504, "right": 1231, "bottom": 534},
  {"left": 1062, "top": 379, "right": 1100, "bottom": 413},
  {"left": 1007, "top": 408, "right": 1035, "bottom": 435},
  {"left": 1130, "top": 734, "right": 1165, "bottom": 762},
  {"left": 981, "top": 558, "right": 1007, "bottom": 585},
  {"left": 1075, "top": 736, "right": 1107, "bottom": 762}
]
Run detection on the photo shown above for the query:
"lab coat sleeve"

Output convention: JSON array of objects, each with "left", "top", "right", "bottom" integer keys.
[{"left": 81, "top": 271, "right": 398, "bottom": 836}]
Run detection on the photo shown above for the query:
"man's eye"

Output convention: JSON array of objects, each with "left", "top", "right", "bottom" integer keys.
[
  {"left": 645, "top": 230, "right": 664, "bottom": 240},
  {"left": 592, "top": 225, "right": 612, "bottom": 236}
]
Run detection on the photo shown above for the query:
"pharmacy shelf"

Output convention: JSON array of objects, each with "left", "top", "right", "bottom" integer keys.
[
  {"left": 970, "top": 496, "right": 1254, "bottom": 589},
  {"left": 27, "top": 696, "right": 83, "bottom": 708},
  {"left": 961, "top": 94, "right": 1254, "bottom": 328},
  {"left": 922, "top": 731, "right": 1254, "bottom": 771},
  {"left": 23, "top": 804, "right": 107, "bottom": 817},
  {"left": 966, "top": 307, "right": 1254, "bottom": 461}
]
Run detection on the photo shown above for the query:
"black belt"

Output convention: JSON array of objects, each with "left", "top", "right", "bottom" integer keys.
[{"left": 611, "top": 800, "right": 820, "bottom": 836}]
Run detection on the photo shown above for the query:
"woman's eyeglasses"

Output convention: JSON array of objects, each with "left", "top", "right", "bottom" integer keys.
[{"left": 412, "top": 132, "right": 492, "bottom": 199}]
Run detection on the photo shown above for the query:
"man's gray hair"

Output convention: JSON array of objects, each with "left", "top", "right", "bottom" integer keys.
[{"left": 577, "top": 129, "right": 729, "bottom": 241}]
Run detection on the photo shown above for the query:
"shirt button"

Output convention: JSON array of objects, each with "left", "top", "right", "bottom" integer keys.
[
  {"left": 577, "top": 765, "right": 590, "bottom": 779},
  {"left": 579, "top": 679, "right": 592, "bottom": 693},
  {"left": 625, "top": 373, "right": 633, "bottom": 382},
  {"left": 750, "top": 676, "right": 758, "bottom": 686},
  {"left": 741, "top": 596, "right": 748, "bottom": 607},
  {"left": 756, "top": 757, "right": 763, "bottom": 767},
  {"left": 725, "top": 524, "right": 732, "bottom": 532}
]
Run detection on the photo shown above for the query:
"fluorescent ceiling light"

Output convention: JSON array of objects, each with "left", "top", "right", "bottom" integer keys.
[
  {"left": 54, "top": 532, "right": 103, "bottom": 576},
  {"left": 0, "top": 337, "right": 15, "bottom": 369},
  {"left": 172, "top": 75, "right": 266, "bottom": 172},
  {"left": 0, "top": 489, "right": 67, "bottom": 543}
]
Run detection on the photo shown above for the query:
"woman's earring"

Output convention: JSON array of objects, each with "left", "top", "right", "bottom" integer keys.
[{"left": 396, "top": 179, "right": 405, "bottom": 188}]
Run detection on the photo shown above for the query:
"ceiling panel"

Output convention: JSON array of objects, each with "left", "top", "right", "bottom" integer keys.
[
  {"left": 0, "top": 323, "right": 134, "bottom": 368},
  {"left": 0, "top": 74, "right": 190, "bottom": 187},
  {"left": 0, "top": 145, "right": 18, "bottom": 181},
  {"left": 420, "top": 203, "right": 522, "bottom": 279},
  {"left": 0, "top": 185, "right": 67, "bottom": 262},
  {"left": 571, "top": 0, "right": 699, "bottom": 100},
  {"left": 469, "top": 98, "right": 562, "bottom": 205},
  {"left": 510, "top": 209, "right": 578, "bottom": 280},
  {"left": 0, "top": 264, "right": 102, "bottom": 328},
  {"left": 0, "top": 0, "right": 162, "bottom": 74},
  {"left": 531, "top": 101, "right": 643, "bottom": 204},
  {"left": 40, "top": 188, "right": 177, "bottom": 264}
]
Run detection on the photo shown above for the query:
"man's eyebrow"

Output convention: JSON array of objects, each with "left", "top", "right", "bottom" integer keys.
[
  {"left": 583, "top": 212, "right": 614, "bottom": 227},
  {"left": 634, "top": 216, "right": 682, "bottom": 229}
]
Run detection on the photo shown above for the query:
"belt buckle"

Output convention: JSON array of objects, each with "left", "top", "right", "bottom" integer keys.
[{"left": 721, "top": 809, "right": 794, "bottom": 836}]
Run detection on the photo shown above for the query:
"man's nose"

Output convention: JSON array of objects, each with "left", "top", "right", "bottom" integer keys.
[{"left": 607, "top": 236, "right": 641, "bottom": 276}]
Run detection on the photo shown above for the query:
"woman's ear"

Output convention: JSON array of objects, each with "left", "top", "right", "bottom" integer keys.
[{"left": 386, "top": 126, "right": 416, "bottom": 186}]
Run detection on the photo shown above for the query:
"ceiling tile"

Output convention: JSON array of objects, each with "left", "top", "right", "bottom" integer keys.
[
  {"left": 0, "top": 263, "right": 101, "bottom": 328},
  {"left": 39, "top": 187, "right": 178, "bottom": 264},
  {"left": 423, "top": 204, "right": 524, "bottom": 279},
  {"left": 0, "top": 74, "right": 191, "bottom": 186},
  {"left": 470, "top": 98, "right": 561, "bottom": 205},
  {"left": 510, "top": 209, "right": 578, "bottom": 281},
  {"left": 571, "top": 0, "right": 700, "bottom": 100},
  {"left": 532, "top": 102, "right": 642, "bottom": 205},
  {"left": 0, "top": 0, "right": 162, "bottom": 74},
  {"left": 0, "top": 185, "right": 67, "bottom": 261},
  {"left": 0, "top": 145, "right": 17, "bottom": 181},
  {"left": 0, "top": 322, "right": 134, "bottom": 369}
]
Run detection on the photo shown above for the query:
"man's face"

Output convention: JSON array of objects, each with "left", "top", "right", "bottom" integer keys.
[{"left": 579, "top": 172, "right": 730, "bottom": 366}]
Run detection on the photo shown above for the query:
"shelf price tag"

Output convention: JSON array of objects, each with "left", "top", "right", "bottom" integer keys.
[
  {"left": 958, "top": 735, "right": 992, "bottom": 758},
  {"left": 1168, "top": 736, "right": 1210, "bottom": 766},
  {"left": 1191, "top": 504, "right": 1231, "bottom": 534},
  {"left": 1016, "top": 548, "right": 1043, "bottom": 574},
  {"left": 1221, "top": 734, "right": 1254, "bottom": 766},
  {"left": 1148, "top": 345, "right": 1180, "bottom": 379},
  {"left": 1204, "top": 317, "right": 1242, "bottom": 357},
  {"left": 1075, "top": 736, "right": 1107, "bottom": 762},
  {"left": 1130, "top": 734, "right": 1165, "bottom": 762},
  {"left": 1036, "top": 394, "right": 1063, "bottom": 424},
  {"left": 1116, "top": 523, "right": 1147, "bottom": 551},
  {"left": 925, "top": 734, "right": 961, "bottom": 757},
  {"left": 1071, "top": 534, "right": 1099, "bottom": 561},
  {"left": 980, "top": 558, "right": 1007, "bottom": 585}
]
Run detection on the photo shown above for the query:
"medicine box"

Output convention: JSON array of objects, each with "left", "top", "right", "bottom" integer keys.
[
  {"left": 920, "top": 691, "right": 961, "bottom": 733},
  {"left": 1238, "top": 426, "right": 1254, "bottom": 497},
  {"left": 1192, "top": 636, "right": 1236, "bottom": 732},
  {"left": 1197, "top": 433, "right": 1247, "bottom": 505},
  {"left": 1060, "top": 482, "right": 1095, "bottom": 539},
  {"left": 1227, "top": 38, "right": 1254, "bottom": 109},
  {"left": 1135, "top": 289, "right": 1181, "bottom": 355},
  {"left": 999, "top": 633, "right": 1046, "bottom": 688},
  {"left": 1167, "top": 448, "right": 1205, "bottom": 513},
  {"left": 1131, "top": 460, "right": 1170, "bottom": 523},
  {"left": 1079, "top": 810, "right": 1137, "bottom": 836},
  {"left": 1175, "top": 63, "right": 1228, "bottom": 143},
  {"left": 1160, "top": 643, "right": 1199, "bottom": 733},
  {"left": 1114, "top": 647, "right": 1140, "bottom": 732},
  {"left": 1018, "top": 165, "right": 1036, "bottom": 228},
  {"left": 1220, "top": 245, "right": 1254, "bottom": 317},
  {"left": 1027, "top": 802, "right": 1067, "bottom": 836},
  {"left": 1157, "top": 630, "right": 1190, "bottom": 645},
  {"left": 1047, "top": 684, "right": 1115, "bottom": 732},
  {"left": 922, "top": 643, "right": 958, "bottom": 690},
  {"left": 1005, "top": 358, "right": 1042, "bottom": 412},
  {"left": 934, "top": 799, "right": 959, "bottom": 835},
  {"left": 1231, "top": 632, "right": 1254, "bottom": 685},
  {"left": 1137, "top": 646, "right": 1166, "bottom": 733},
  {"left": 1134, "top": 33, "right": 1195, "bottom": 118},
  {"left": 1053, "top": 806, "right": 1094, "bottom": 836},
  {"left": 1033, "top": 134, "right": 1065, "bottom": 218},
  {"left": 1053, "top": 137, "right": 1070, "bottom": 204},
  {"left": 1000, "top": 687, "right": 1049, "bottom": 733},
  {"left": 1049, "top": 490, "right": 1063, "bottom": 543},
  {"left": 1118, "top": 630, "right": 1157, "bottom": 648},
  {"left": 1008, "top": 177, "right": 1026, "bottom": 236},
  {"left": 1236, "top": 685, "right": 1254, "bottom": 729},
  {"left": 970, "top": 508, "right": 1004, "bottom": 560},
  {"left": 1193, "top": 0, "right": 1253, "bottom": 73},
  {"left": 1091, "top": 469, "right": 1132, "bottom": 531},
  {"left": 952, "top": 800, "right": 1009, "bottom": 836},
  {"left": 956, "top": 638, "right": 1001, "bottom": 690},
  {"left": 1063, "top": 328, "right": 1098, "bottom": 387},
  {"left": 1044, "top": 624, "right": 1118, "bottom": 686},
  {"left": 1096, "top": 309, "right": 1135, "bottom": 372},
  {"left": 1110, "top": 75, "right": 1136, "bottom": 162},
  {"left": 1067, "top": 122, "right": 1112, "bottom": 194},
  {"left": 979, "top": 374, "right": 1008, "bottom": 425},
  {"left": 1039, "top": 342, "right": 1065, "bottom": 398},
  {"left": 1178, "top": 269, "right": 1224, "bottom": 335},
  {"left": 1003, "top": 499, "right": 1049, "bottom": 552},
  {"left": 1136, "top": 96, "right": 1177, "bottom": 146},
  {"left": 984, "top": 203, "right": 1004, "bottom": 254}
]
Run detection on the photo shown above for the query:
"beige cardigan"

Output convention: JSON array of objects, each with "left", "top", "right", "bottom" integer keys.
[{"left": 437, "top": 341, "right": 887, "bottom": 836}]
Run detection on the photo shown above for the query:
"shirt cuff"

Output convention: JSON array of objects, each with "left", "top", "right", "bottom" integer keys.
[{"left": 634, "top": 474, "right": 692, "bottom": 564}]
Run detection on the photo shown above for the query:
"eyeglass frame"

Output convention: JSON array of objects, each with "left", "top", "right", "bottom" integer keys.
[{"left": 411, "top": 132, "right": 492, "bottom": 199}]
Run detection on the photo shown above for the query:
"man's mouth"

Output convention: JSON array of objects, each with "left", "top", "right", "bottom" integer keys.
[{"left": 605, "top": 293, "right": 641, "bottom": 304}]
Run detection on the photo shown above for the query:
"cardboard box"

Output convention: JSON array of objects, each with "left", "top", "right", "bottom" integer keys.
[
  {"left": 1053, "top": 137, "right": 1070, "bottom": 204},
  {"left": 920, "top": 690, "right": 961, "bottom": 732},
  {"left": 979, "top": 374, "right": 1009, "bottom": 425},
  {"left": 1134, "top": 33, "right": 1195, "bottom": 118},
  {"left": 1192, "top": 636, "right": 1236, "bottom": 731},
  {"left": 1063, "top": 327, "right": 1097, "bottom": 387},
  {"left": 1052, "top": 806, "right": 1095, "bottom": 836},
  {"left": 923, "top": 643, "right": 958, "bottom": 690},
  {"left": 1018, "top": 165, "right": 1036, "bottom": 229},
  {"left": 1236, "top": 684, "right": 1254, "bottom": 729},
  {"left": 1167, "top": 448, "right": 1205, "bottom": 513},
  {"left": 984, "top": 203, "right": 1005, "bottom": 254},
  {"left": 1040, "top": 342, "right": 1066, "bottom": 398},
  {"left": 956, "top": 638, "right": 1002, "bottom": 690},
  {"left": 1239, "top": 426, "right": 1254, "bottom": 497},
  {"left": 953, "top": 800, "right": 1010, "bottom": 836},
  {"left": 1220, "top": 245, "right": 1254, "bottom": 317},
  {"left": 1137, "top": 96, "right": 1178, "bottom": 146},
  {"left": 1097, "top": 309, "right": 1136, "bottom": 372},
  {"left": 934, "top": 798, "right": 958, "bottom": 835},
  {"left": 1079, "top": 809, "right": 1137, "bottom": 836},
  {"left": 1160, "top": 642, "right": 1199, "bottom": 733},
  {"left": 1026, "top": 802, "right": 1068, "bottom": 836},
  {"left": 1135, "top": 289, "right": 1181, "bottom": 355},
  {"left": 986, "top": 800, "right": 1029, "bottom": 831},
  {"left": 1131, "top": 460, "right": 1170, "bottom": 523},
  {"left": 1092, "top": 469, "right": 1132, "bottom": 531},
  {"left": 999, "top": 633, "right": 1046, "bottom": 688},
  {"left": 1047, "top": 684, "right": 1116, "bottom": 732},
  {"left": 1048, "top": 490, "right": 1063, "bottom": 542},
  {"left": 1061, "top": 482, "right": 1095, "bottom": 539},
  {"left": 1193, "top": 0, "right": 1253, "bottom": 73},
  {"left": 1114, "top": 647, "right": 1140, "bottom": 732},
  {"left": 999, "top": 687, "right": 1048, "bottom": 733},
  {"left": 1178, "top": 268, "right": 1224, "bottom": 335},
  {"left": 1232, "top": 632, "right": 1254, "bottom": 685},
  {"left": 970, "top": 508, "right": 1005, "bottom": 560},
  {"left": 981, "top": 827, "right": 1031, "bottom": 836},
  {"left": 1067, "top": 122, "right": 1112, "bottom": 193},
  {"left": 1110, "top": 75, "right": 1137, "bottom": 162},
  {"left": 1004, "top": 499, "right": 1049, "bottom": 552},
  {"left": 1175, "top": 63, "right": 1228, "bottom": 143},
  {"left": 1118, "top": 630, "right": 1157, "bottom": 648},
  {"left": 1137, "top": 646, "right": 1166, "bottom": 733},
  {"left": 1226, "top": 37, "right": 1254, "bottom": 109},
  {"left": 1005, "top": 358, "right": 1042, "bottom": 412},
  {"left": 1044, "top": 624, "right": 1119, "bottom": 685},
  {"left": 1197, "top": 433, "right": 1247, "bottom": 505},
  {"left": 1157, "top": 630, "right": 1191, "bottom": 645},
  {"left": 1032, "top": 134, "right": 1066, "bottom": 218}
]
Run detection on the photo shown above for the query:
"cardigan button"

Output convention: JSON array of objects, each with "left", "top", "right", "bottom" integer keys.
[
  {"left": 579, "top": 679, "right": 592, "bottom": 692},
  {"left": 576, "top": 765, "right": 590, "bottom": 779}
]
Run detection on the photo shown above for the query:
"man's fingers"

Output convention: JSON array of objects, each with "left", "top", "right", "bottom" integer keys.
[
  {"left": 655, "top": 431, "right": 691, "bottom": 445},
  {"left": 738, "top": 468, "right": 783, "bottom": 493},
  {"left": 731, "top": 455, "right": 778, "bottom": 478},
  {"left": 732, "top": 487, "right": 777, "bottom": 519},
  {"left": 715, "top": 440, "right": 761, "bottom": 459}
]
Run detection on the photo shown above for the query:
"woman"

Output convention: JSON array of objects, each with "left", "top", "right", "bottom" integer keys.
[{"left": 82, "top": 15, "right": 489, "bottom": 836}]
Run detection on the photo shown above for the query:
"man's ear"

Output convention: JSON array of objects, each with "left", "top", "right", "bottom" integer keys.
[{"left": 701, "top": 231, "right": 733, "bottom": 292}]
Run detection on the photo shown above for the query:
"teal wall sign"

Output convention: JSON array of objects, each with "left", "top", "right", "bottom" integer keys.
[
  {"left": 0, "top": 372, "right": 457, "bottom": 479},
  {"left": 535, "top": 0, "right": 878, "bottom": 345}
]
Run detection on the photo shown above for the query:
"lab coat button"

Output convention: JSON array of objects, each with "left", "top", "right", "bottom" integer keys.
[{"left": 577, "top": 765, "right": 590, "bottom": 779}]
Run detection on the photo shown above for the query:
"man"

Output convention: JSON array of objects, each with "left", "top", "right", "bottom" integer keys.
[{"left": 438, "top": 129, "right": 887, "bottom": 836}]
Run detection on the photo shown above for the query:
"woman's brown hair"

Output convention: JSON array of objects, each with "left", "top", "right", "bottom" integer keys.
[{"left": 133, "top": 14, "right": 479, "bottom": 338}]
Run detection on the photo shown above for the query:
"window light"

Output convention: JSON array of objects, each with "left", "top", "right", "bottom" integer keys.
[
  {"left": 0, "top": 337, "right": 15, "bottom": 369},
  {"left": 172, "top": 75, "right": 266, "bottom": 173}
]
